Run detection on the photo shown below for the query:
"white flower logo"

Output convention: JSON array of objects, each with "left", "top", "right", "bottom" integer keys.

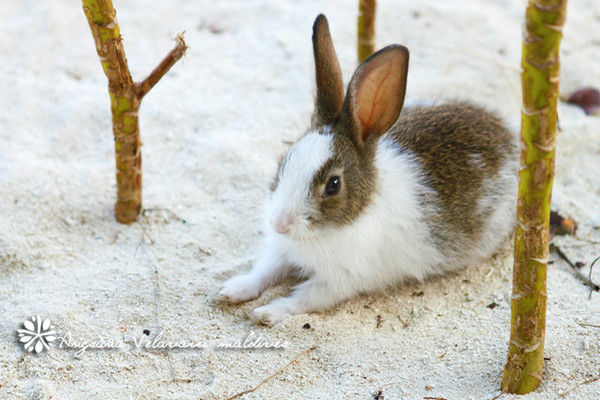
[{"left": 17, "top": 316, "right": 57, "bottom": 354}]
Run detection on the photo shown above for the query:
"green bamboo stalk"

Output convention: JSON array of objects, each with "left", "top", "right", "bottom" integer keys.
[
  {"left": 502, "top": 0, "right": 567, "bottom": 394},
  {"left": 357, "top": 0, "right": 377, "bottom": 63},
  {"left": 82, "top": 0, "right": 187, "bottom": 223}
]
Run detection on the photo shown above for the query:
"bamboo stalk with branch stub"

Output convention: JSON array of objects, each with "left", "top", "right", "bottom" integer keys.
[{"left": 82, "top": 0, "right": 187, "bottom": 223}]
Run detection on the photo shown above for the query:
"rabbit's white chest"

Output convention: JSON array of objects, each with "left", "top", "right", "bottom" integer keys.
[{"left": 281, "top": 137, "right": 446, "bottom": 290}]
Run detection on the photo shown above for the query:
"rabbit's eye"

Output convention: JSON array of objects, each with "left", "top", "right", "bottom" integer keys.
[{"left": 324, "top": 176, "right": 341, "bottom": 196}]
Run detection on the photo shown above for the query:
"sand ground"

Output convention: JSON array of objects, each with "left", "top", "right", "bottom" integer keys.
[{"left": 1, "top": 0, "right": 599, "bottom": 399}]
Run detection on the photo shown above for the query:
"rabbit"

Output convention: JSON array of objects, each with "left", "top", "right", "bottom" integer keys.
[{"left": 218, "top": 14, "right": 518, "bottom": 326}]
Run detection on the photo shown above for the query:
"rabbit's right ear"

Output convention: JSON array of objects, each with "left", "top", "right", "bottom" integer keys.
[
  {"left": 312, "top": 14, "right": 345, "bottom": 127},
  {"left": 342, "top": 45, "right": 409, "bottom": 146}
]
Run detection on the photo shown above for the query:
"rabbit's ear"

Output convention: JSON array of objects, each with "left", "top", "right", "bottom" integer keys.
[
  {"left": 343, "top": 45, "right": 409, "bottom": 145},
  {"left": 312, "top": 14, "right": 345, "bottom": 126}
]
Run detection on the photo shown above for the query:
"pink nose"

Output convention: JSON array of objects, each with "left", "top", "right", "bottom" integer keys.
[{"left": 272, "top": 214, "right": 294, "bottom": 235}]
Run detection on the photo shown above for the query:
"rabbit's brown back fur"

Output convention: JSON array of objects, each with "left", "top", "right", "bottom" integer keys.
[{"left": 390, "top": 102, "right": 516, "bottom": 256}]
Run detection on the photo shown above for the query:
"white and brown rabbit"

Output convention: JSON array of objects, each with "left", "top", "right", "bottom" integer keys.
[{"left": 218, "top": 14, "right": 518, "bottom": 326}]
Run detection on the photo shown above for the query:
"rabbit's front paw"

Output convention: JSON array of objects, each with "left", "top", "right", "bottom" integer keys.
[
  {"left": 217, "top": 274, "right": 262, "bottom": 304},
  {"left": 250, "top": 301, "right": 294, "bottom": 327}
]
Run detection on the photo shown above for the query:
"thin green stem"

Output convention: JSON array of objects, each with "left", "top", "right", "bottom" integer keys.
[{"left": 357, "top": 0, "right": 377, "bottom": 63}]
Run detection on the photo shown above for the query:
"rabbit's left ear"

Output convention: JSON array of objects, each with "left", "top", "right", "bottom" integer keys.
[
  {"left": 343, "top": 45, "right": 409, "bottom": 145},
  {"left": 312, "top": 14, "right": 345, "bottom": 126}
]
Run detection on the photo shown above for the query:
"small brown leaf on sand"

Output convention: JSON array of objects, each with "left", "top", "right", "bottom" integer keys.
[
  {"left": 550, "top": 210, "right": 577, "bottom": 236},
  {"left": 566, "top": 88, "right": 600, "bottom": 115}
]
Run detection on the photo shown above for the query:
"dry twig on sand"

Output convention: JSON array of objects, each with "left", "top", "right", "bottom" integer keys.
[
  {"left": 559, "top": 374, "right": 600, "bottom": 397},
  {"left": 223, "top": 345, "right": 316, "bottom": 400},
  {"left": 550, "top": 244, "right": 600, "bottom": 292}
]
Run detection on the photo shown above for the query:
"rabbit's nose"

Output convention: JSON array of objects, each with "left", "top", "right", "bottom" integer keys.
[{"left": 272, "top": 214, "right": 294, "bottom": 235}]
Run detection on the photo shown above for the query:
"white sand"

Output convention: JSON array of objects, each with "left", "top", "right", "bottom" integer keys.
[{"left": 1, "top": 0, "right": 599, "bottom": 399}]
